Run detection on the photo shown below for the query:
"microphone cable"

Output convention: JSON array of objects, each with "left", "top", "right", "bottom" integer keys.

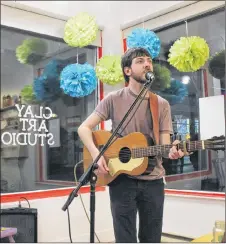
[{"left": 66, "top": 160, "right": 101, "bottom": 243}]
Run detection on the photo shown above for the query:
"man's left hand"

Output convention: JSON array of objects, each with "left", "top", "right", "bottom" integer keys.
[{"left": 168, "top": 140, "right": 184, "bottom": 159}]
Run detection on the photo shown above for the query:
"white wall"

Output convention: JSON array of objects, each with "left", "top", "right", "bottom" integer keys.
[
  {"left": 1, "top": 189, "right": 225, "bottom": 242},
  {"left": 163, "top": 194, "right": 225, "bottom": 238}
]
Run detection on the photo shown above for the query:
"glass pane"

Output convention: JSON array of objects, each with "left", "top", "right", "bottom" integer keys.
[
  {"left": 153, "top": 8, "right": 225, "bottom": 192},
  {"left": 1, "top": 26, "right": 97, "bottom": 193}
]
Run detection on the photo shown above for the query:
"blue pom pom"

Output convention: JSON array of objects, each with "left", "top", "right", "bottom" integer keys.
[
  {"left": 156, "top": 80, "right": 188, "bottom": 105},
  {"left": 43, "top": 59, "right": 65, "bottom": 79},
  {"left": 127, "top": 28, "right": 161, "bottom": 59},
  {"left": 33, "top": 75, "right": 61, "bottom": 102},
  {"left": 60, "top": 63, "right": 97, "bottom": 97},
  {"left": 33, "top": 59, "right": 66, "bottom": 102}
]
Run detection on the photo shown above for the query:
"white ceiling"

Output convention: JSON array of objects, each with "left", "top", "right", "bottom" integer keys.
[{"left": 1, "top": 1, "right": 185, "bottom": 28}]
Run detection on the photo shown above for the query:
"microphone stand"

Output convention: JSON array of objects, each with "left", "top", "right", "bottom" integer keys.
[{"left": 62, "top": 76, "right": 155, "bottom": 243}]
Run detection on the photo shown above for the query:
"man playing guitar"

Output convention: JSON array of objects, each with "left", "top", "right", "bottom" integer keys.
[{"left": 78, "top": 47, "right": 184, "bottom": 243}]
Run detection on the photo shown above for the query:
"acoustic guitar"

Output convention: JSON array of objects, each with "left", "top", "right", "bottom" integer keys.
[{"left": 83, "top": 130, "right": 225, "bottom": 186}]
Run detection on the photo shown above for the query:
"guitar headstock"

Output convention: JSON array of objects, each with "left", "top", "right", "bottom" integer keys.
[{"left": 205, "top": 135, "right": 225, "bottom": 151}]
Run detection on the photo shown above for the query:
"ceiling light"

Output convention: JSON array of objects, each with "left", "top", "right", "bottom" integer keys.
[{"left": 182, "top": 75, "right": 190, "bottom": 84}]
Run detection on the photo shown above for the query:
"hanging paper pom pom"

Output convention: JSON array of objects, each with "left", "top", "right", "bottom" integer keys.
[
  {"left": 151, "top": 63, "right": 171, "bottom": 91},
  {"left": 43, "top": 59, "right": 66, "bottom": 79},
  {"left": 64, "top": 12, "right": 98, "bottom": 47},
  {"left": 95, "top": 55, "right": 124, "bottom": 85},
  {"left": 33, "top": 76, "right": 61, "bottom": 102},
  {"left": 60, "top": 63, "right": 97, "bottom": 97},
  {"left": 168, "top": 36, "right": 209, "bottom": 72},
  {"left": 32, "top": 59, "right": 65, "bottom": 102},
  {"left": 127, "top": 28, "right": 161, "bottom": 59},
  {"left": 208, "top": 50, "right": 225, "bottom": 79},
  {"left": 20, "top": 84, "right": 37, "bottom": 104},
  {"left": 156, "top": 79, "right": 188, "bottom": 105},
  {"left": 16, "top": 38, "right": 47, "bottom": 64}
]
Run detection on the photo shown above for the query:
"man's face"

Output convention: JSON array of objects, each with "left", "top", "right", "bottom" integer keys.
[{"left": 125, "top": 56, "right": 153, "bottom": 84}]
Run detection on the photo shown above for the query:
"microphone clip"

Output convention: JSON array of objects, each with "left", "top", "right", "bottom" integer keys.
[{"left": 145, "top": 71, "right": 155, "bottom": 82}]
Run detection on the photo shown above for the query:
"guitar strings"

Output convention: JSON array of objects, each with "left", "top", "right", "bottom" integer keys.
[{"left": 96, "top": 141, "right": 219, "bottom": 159}]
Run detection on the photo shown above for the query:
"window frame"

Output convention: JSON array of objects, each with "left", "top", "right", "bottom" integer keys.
[
  {"left": 122, "top": 4, "right": 225, "bottom": 195},
  {"left": 1, "top": 21, "right": 103, "bottom": 188}
]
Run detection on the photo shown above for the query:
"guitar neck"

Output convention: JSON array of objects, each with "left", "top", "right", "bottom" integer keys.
[{"left": 132, "top": 140, "right": 207, "bottom": 158}]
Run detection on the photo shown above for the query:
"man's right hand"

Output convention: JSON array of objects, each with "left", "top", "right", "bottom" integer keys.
[
  {"left": 77, "top": 113, "right": 109, "bottom": 175},
  {"left": 93, "top": 155, "right": 109, "bottom": 175}
]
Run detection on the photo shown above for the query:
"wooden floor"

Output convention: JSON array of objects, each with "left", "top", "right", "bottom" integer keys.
[
  {"left": 161, "top": 236, "right": 190, "bottom": 242},
  {"left": 161, "top": 233, "right": 193, "bottom": 243},
  {"left": 109, "top": 235, "right": 192, "bottom": 243}
]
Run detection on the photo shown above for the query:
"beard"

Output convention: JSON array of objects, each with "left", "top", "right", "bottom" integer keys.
[{"left": 130, "top": 71, "right": 146, "bottom": 84}]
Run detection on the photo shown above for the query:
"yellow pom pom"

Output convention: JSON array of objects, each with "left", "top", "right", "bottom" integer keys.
[{"left": 168, "top": 36, "right": 209, "bottom": 72}]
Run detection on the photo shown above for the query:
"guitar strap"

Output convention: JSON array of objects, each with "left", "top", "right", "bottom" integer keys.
[{"left": 149, "top": 92, "right": 159, "bottom": 145}]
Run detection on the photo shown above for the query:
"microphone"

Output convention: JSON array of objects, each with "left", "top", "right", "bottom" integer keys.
[{"left": 145, "top": 71, "right": 155, "bottom": 81}]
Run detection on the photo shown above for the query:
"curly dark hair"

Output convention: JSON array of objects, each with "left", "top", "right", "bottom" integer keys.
[{"left": 121, "top": 47, "right": 151, "bottom": 82}]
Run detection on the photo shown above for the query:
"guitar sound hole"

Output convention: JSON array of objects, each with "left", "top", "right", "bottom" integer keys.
[{"left": 119, "top": 147, "right": 131, "bottom": 163}]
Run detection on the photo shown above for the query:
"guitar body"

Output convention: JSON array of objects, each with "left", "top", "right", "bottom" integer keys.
[{"left": 83, "top": 130, "right": 149, "bottom": 186}]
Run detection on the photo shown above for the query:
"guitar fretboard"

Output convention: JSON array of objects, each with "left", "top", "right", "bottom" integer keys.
[
  {"left": 132, "top": 145, "right": 172, "bottom": 158},
  {"left": 132, "top": 140, "right": 209, "bottom": 158}
]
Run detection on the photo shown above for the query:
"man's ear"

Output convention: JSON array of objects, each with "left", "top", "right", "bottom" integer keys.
[{"left": 124, "top": 67, "right": 131, "bottom": 77}]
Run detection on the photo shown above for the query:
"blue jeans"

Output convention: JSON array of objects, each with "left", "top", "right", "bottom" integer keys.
[{"left": 109, "top": 175, "right": 165, "bottom": 243}]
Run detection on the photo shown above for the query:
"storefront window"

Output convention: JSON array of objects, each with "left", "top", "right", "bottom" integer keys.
[
  {"left": 1, "top": 26, "right": 98, "bottom": 193},
  {"left": 153, "top": 8, "right": 225, "bottom": 192}
]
